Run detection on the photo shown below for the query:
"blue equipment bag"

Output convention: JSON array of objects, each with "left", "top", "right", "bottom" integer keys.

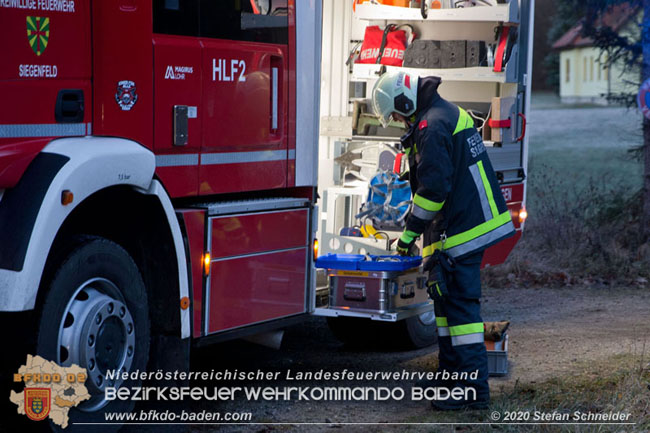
[{"left": 355, "top": 171, "right": 411, "bottom": 229}]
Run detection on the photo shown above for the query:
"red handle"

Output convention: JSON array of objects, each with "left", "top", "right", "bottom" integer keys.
[
  {"left": 516, "top": 113, "right": 526, "bottom": 142},
  {"left": 488, "top": 118, "right": 511, "bottom": 128}
]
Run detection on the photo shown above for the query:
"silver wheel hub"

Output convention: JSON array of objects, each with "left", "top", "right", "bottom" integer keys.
[
  {"left": 58, "top": 278, "right": 136, "bottom": 412},
  {"left": 418, "top": 310, "right": 437, "bottom": 326}
]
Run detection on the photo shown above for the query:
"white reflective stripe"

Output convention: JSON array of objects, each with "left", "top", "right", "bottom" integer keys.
[
  {"left": 201, "top": 149, "right": 292, "bottom": 165},
  {"left": 451, "top": 332, "right": 484, "bottom": 346},
  {"left": 445, "top": 219, "right": 515, "bottom": 258},
  {"left": 155, "top": 150, "right": 296, "bottom": 168},
  {"left": 0, "top": 123, "right": 89, "bottom": 138},
  {"left": 469, "top": 163, "right": 492, "bottom": 221},
  {"left": 156, "top": 154, "right": 199, "bottom": 167},
  {"left": 437, "top": 326, "right": 450, "bottom": 337},
  {"left": 412, "top": 204, "right": 437, "bottom": 221}
]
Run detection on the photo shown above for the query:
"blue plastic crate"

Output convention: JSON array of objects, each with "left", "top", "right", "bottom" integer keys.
[{"left": 315, "top": 254, "right": 422, "bottom": 272}]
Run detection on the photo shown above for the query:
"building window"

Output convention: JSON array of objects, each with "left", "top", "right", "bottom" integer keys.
[
  {"left": 583, "top": 57, "right": 587, "bottom": 81},
  {"left": 590, "top": 57, "right": 594, "bottom": 81},
  {"left": 565, "top": 58, "right": 570, "bottom": 82},
  {"left": 604, "top": 65, "right": 608, "bottom": 80},
  {"left": 597, "top": 60, "right": 602, "bottom": 80}
]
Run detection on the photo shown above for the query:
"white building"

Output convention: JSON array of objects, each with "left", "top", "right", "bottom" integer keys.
[{"left": 552, "top": 3, "right": 640, "bottom": 104}]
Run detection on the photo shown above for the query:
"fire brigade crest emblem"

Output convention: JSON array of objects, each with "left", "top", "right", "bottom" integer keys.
[
  {"left": 115, "top": 80, "right": 138, "bottom": 111},
  {"left": 26, "top": 16, "right": 50, "bottom": 56},
  {"left": 24, "top": 388, "right": 51, "bottom": 421}
]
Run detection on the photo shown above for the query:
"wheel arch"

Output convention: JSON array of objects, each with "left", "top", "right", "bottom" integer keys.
[
  {"left": 0, "top": 136, "right": 191, "bottom": 339},
  {"left": 41, "top": 183, "right": 190, "bottom": 340}
]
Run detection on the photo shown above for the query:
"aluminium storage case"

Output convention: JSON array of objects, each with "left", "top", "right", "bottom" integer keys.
[{"left": 318, "top": 255, "right": 430, "bottom": 314}]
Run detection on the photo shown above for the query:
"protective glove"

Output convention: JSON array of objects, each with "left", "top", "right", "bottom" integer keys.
[
  {"left": 425, "top": 250, "right": 455, "bottom": 302},
  {"left": 396, "top": 230, "right": 418, "bottom": 256},
  {"left": 427, "top": 280, "right": 448, "bottom": 303}
]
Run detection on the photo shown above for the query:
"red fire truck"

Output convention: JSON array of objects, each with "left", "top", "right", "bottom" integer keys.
[
  {"left": 1, "top": 0, "right": 320, "bottom": 422},
  {"left": 0, "top": 0, "right": 532, "bottom": 426}
]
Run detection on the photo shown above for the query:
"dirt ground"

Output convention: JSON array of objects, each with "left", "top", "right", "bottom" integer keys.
[{"left": 120, "top": 285, "right": 649, "bottom": 433}]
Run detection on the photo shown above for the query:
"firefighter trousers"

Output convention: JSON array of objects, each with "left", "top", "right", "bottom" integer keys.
[{"left": 433, "top": 250, "right": 489, "bottom": 404}]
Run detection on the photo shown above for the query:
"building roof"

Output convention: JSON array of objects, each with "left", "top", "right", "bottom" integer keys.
[{"left": 552, "top": 2, "right": 640, "bottom": 50}]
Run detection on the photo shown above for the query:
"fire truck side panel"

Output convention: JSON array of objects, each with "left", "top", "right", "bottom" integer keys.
[
  {"left": 198, "top": 158, "right": 288, "bottom": 195},
  {"left": 198, "top": 41, "right": 289, "bottom": 195},
  {"left": 153, "top": 35, "right": 202, "bottom": 197},
  {"left": 0, "top": 3, "right": 91, "bottom": 188},
  {"left": 92, "top": 0, "right": 153, "bottom": 150},
  {"left": 207, "top": 242, "right": 308, "bottom": 333},
  {"left": 210, "top": 210, "right": 308, "bottom": 260},
  {"left": 206, "top": 207, "right": 309, "bottom": 334},
  {"left": 294, "top": 0, "right": 322, "bottom": 187}
]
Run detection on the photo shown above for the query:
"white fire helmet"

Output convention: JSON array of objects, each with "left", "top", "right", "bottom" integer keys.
[{"left": 371, "top": 71, "right": 419, "bottom": 128}]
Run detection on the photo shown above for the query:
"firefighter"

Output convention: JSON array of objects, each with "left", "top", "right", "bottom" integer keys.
[{"left": 371, "top": 71, "right": 515, "bottom": 410}]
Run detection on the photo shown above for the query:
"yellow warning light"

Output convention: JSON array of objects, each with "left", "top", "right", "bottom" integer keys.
[
  {"left": 203, "top": 253, "right": 211, "bottom": 276},
  {"left": 313, "top": 239, "right": 319, "bottom": 261},
  {"left": 519, "top": 207, "right": 528, "bottom": 223}
]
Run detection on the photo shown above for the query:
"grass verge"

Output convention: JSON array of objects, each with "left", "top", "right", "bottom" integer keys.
[
  {"left": 483, "top": 161, "right": 650, "bottom": 288},
  {"left": 406, "top": 353, "right": 649, "bottom": 432}
]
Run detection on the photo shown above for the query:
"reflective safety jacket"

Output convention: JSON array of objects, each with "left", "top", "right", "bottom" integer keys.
[{"left": 400, "top": 77, "right": 515, "bottom": 259}]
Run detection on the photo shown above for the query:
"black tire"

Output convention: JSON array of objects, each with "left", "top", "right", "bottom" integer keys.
[
  {"left": 402, "top": 312, "right": 438, "bottom": 349},
  {"left": 36, "top": 236, "right": 150, "bottom": 432}
]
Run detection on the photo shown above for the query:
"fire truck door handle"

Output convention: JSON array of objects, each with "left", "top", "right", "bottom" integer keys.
[
  {"left": 55, "top": 89, "right": 84, "bottom": 123},
  {"left": 271, "top": 66, "right": 279, "bottom": 131}
]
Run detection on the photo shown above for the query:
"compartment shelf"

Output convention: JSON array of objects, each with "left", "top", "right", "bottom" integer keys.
[
  {"left": 354, "top": 1, "right": 518, "bottom": 24},
  {"left": 352, "top": 62, "right": 516, "bottom": 83}
]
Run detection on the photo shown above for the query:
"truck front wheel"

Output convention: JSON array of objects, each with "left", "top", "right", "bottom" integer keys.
[{"left": 36, "top": 236, "right": 150, "bottom": 430}]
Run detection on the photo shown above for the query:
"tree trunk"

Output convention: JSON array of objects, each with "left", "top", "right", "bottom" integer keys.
[{"left": 643, "top": 0, "right": 650, "bottom": 241}]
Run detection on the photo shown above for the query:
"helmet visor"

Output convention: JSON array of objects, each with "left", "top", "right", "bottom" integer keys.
[{"left": 371, "top": 85, "right": 394, "bottom": 129}]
